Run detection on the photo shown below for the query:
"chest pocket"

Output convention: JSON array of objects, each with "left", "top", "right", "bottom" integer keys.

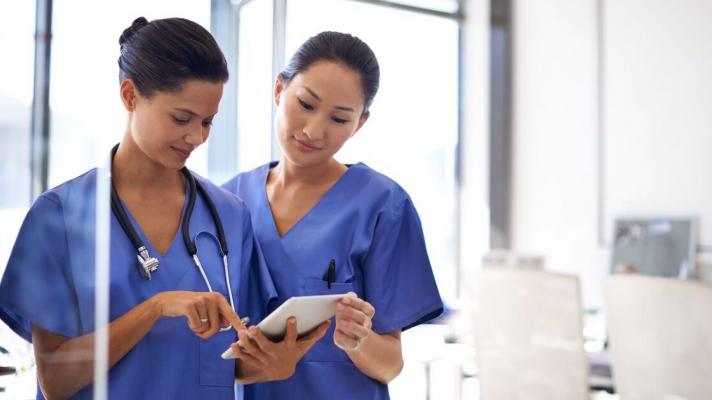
[
  {"left": 300, "top": 278, "right": 356, "bottom": 362},
  {"left": 302, "top": 278, "right": 355, "bottom": 296},
  {"left": 193, "top": 231, "right": 238, "bottom": 387}
]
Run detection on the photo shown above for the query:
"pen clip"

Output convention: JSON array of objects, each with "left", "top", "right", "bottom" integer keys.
[{"left": 327, "top": 259, "right": 335, "bottom": 289}]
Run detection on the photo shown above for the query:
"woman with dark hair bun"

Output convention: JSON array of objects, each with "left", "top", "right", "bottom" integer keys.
[
  {"left": 0, "top": 16, "right": 324, "bottom": 400},
  {"left": 223, "top": 31, "right": 443, "bottom": 400}
]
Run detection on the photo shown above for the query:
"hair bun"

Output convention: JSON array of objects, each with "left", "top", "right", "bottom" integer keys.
[{"left": 119, "top": 17, "right": 149, "bottom": 46}]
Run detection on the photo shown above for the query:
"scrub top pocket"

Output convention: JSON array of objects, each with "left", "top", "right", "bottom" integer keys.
[
  {"left": 199, "top": 332, "right": 237, "bottom": 387},
  {"left": 302, "top": 278, "right": 355, "bottom": 296}
]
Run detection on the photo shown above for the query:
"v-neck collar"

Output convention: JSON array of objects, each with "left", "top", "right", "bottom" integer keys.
[
  {"left": 260, "top": 161, "right": 360, "bottom": 239},
  {"left": 118, "top": 178, "right": 190, "bottom": 258}
]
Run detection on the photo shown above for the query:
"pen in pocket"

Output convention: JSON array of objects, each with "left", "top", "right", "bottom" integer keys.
[{"left": 327, "top": 259, "right": 335, "bottom": 289}]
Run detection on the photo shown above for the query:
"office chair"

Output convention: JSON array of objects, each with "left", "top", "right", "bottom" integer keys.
[
  {"left": 471, "top": 269, "right": 589, "bottom": 400},
  {"left": 606, "top": 275, "right": 712, "bottom": 400}
]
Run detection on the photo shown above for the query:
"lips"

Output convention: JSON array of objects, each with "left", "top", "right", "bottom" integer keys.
[
  {"left": 171, "top": 146, "right": 192, "bottom": 158},
  {"left": 292, "top": 136, "right": 321, "bottom": 151}
]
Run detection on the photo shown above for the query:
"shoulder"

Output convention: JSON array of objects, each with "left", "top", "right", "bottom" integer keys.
[
  {"left": 34, "top": 168, "right": 98, "bottom": 211},
  {"left": 193, "top": 172, "right": 250, "bottom": 218},
  {"left": 221, "top": 162, "right": 271, "bottom": 196},
  {"left": 348, "top": 163, "right": 413, "bottom": 217},
  {"left": 17, "top": 168, "right": 98, "bottom": 242}
]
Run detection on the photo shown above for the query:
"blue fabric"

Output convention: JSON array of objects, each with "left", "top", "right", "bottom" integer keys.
[
  {"left": 223, "top": 162, "right": 443, "bottom": 400},
  {"left": 0, "top": 169, "right": 276, "bottom": 400}
]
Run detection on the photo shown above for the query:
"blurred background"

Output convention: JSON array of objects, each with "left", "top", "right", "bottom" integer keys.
[{"left": 1, "top": 0, "right": 711, "bottom": 399}]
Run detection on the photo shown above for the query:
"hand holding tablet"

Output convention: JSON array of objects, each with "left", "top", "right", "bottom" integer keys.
[{"left": 222, "top": 293, "right": 346, "bottom": 359}]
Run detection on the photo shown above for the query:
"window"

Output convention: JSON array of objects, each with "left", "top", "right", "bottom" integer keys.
[
  {"left": 0, "top": 1, "right": 34, "bottom": 208},
  {"left": 232, "top": 0, "right": 461, "bottom": 299},
  {"left": 288, "top": 0, "right": 460, "bottom": 299},
  {"left": 0, "top": 3, "right": 37, "bottom": 398},
  {"left": 235, "top": 0, "right": 274, "bottom": 172},
  {"left": 48, "top": 1, "right": 212, "bottom": 187}
]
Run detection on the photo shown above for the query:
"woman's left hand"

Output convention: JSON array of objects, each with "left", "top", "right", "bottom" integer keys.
[{"left": 334, "top": 292, "right": 375, "bottom": 351}]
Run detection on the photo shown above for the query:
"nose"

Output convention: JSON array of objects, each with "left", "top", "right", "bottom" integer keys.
[
  {"left": 185, "top": 125, "right": 208, "bottom": 146},
  {"left": 302, "top": 116, "right": 326, "bottom": 141}
]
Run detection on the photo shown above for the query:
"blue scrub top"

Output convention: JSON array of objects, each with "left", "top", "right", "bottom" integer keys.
[
  {"left": 0, "top": 168, "right": 276, "bottom": 400},
  {"left": 223, "top": 162, "right": 443, "bottom": 400}
]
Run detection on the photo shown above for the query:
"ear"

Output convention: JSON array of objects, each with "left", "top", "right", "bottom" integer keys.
[
  {"left": 274, "top": 75, "right": 286, "bottom": 106},
  {"left": 351, "top": 111, "right": 370, "bottom": 137},
  {"left": 120, "top": 79, "right": 138, "bottom": 112}
]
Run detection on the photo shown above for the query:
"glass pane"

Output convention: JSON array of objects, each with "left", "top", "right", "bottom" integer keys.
[
  {"left": 48, "top": 1, "right": 211, "bottom": 187},
  {"left": 286, "top": 0, "right": 460, "bottom": 300},
  {"left": 236, "top": 0, "right": 274, "bottom": 172},
  {"left": 0, "top": 1, "right": 36, "bottom": 398},
  {"left": 381, "top": 0, "right": 459, "bottom": 14},
  {"left": 0, "top": 1, "right": 34, "bottom": 208},
  {"left": 1, "top": 3, "right": 212, "bottom": 400}
]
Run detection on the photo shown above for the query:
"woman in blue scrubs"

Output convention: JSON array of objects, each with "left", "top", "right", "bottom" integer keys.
[
  {"left": 223, "top": 31, "right": 444, "bottom": 399},
  {"left": 0, "top": 17, "right": 327, "bottom": 399}
]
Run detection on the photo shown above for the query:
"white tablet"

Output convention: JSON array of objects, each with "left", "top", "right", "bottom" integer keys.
[{"left": 221, "top": 293, "right": 346, "bottom": 359}]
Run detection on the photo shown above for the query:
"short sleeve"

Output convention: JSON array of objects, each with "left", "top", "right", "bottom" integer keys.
[
  {"left": 363, "top": 197, "right": 443, "bottom": 334},
  {"left": 237, "top": 211, "right": 277, "bottom": 324},
  {"left": 0, "top": 194, "right": 81, "bottom": 342}
]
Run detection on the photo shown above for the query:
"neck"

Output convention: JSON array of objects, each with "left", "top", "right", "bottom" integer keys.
[
  {"left": 112, "top": 136, "right": 184, "bottom": 196},
  {"left": 272, "top": 157, "right": 346, "bottom": 187}
]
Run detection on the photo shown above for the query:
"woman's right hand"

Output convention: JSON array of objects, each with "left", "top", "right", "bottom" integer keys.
[
  {"left": 152, "top": 291, "right": 245, "bottom": 339},
  {"left": 230, "top": 317, "right": 330, "bottom": 383}
]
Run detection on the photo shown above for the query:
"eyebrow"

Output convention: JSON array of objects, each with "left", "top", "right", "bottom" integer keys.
[
  {"left": 172, "top": 108, "right": 218, "bottom": 120},
  {"left": 172, "top": 108, "right": 198, "bottom": 116},
  {"left": 304, "top": 86, "right": 356, "bottom": 113}
]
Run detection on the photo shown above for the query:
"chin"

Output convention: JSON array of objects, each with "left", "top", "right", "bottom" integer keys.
[
  {"left": 282, "top": 150, "right": 327, "bottom": 168},
  {"left": 162, "top": 158, "right": 187, "bottom": 171}
]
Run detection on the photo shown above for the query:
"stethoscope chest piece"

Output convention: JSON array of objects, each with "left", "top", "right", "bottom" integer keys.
[
  {"left": 110, "top": 144, "right": 235, "bottom": 327},
  {"left": 137, "top": 245, "right": 160, "bottom": 280}
]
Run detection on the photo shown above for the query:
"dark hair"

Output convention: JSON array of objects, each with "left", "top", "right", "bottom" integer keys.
[
  {"left": 279, "top": 31, "right": 380, "bottom": 114},
  {"left": 118, "top": 17, "right": 228, "bottom": 97}
]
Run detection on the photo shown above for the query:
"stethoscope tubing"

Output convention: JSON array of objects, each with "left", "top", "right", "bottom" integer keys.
[{"left": 109, "top": 145, "right": 237, "bottom": 331}]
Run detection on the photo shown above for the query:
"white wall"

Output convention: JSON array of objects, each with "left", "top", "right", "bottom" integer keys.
[
  {"left": 603, "top": 0, "right": 712, "bottom": 247},
  {"left": 510, "top": 0, "right": 606, "bottom": 307},
  {"left": 510, "top": 0, "right": 712, "bottom": 307}
]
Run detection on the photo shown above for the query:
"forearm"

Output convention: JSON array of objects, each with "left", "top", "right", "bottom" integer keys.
[
  {"left": 34, "top": 297, "right": 162, "bottom": 399},
  {"left": 345, "top": 330, "right": 403, "bottom": 384}
]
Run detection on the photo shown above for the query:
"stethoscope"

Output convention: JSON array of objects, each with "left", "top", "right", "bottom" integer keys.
[{"left": 109, "top": 145, "right": 236, "bottom": 331}]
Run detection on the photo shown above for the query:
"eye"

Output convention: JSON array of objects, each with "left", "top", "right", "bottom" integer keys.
[
  {"left": 332, "top": 117, "right": 349, "bottom": 125},
  {"left": 202, "top": 119, "right": 214, "bottom": 127},
  {"left": 172, "top": 115, "right": 190, "bottom": 125},
  {"left": 298, "top": 98, "right": 314, "bottom": 111}
]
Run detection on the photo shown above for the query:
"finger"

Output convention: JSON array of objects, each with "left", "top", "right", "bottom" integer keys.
[
  {"left": 339, "top": 320, "right": 370, "bottom": 340},
  {"left": 231, "top": 343, "right": 261, "bottom": 365},
  {"left": 214, "top": 293, "right": 244, "bottom": 331},
  {"left": 284, "top": 317, "right": 298, "bottom": 349},
  {"left": 196, "top": 298, "right": 210, "bottom": 331},
  {"left": 335, "top": 303, "right": 369, "bottom": 326},
  {"left": 362, "top": 301, "right": 376, "bottom": 319},
  {"left": 339, "top": 292, "right": 359, "bottom": 307},
  {"left": 229, "top": 343, "right": 244, "bottom": 359},
  {"left": 248, "top": 326, "right": 276, "bottom": 355},
  {"left": 185, "top": 304, "right": 202, "bottom": 332},
  {"left": 341, "top": 296, "right": 375, "bottom": 320},
  {"left": 238, "top": 327, "right": 265, "bottom": 359},
  {"left": 335, "top": 325, "right": 360, "bottom": 342},
  {"left": 205, "top": 295, "right": 220, "bottom": 337},
  {"left": 333, "top": 329, "right": 358, "bottom": 350}
]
